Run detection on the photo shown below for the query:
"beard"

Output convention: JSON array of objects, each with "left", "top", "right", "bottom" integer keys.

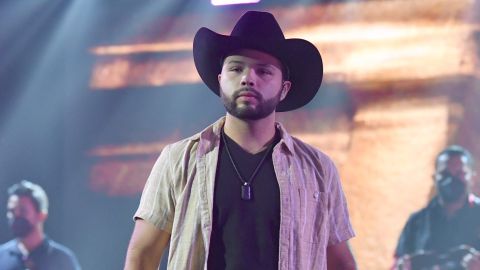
[
  {"left": 220, "top": 87, "right": 282, "bottom": 120},
  {"left": 436, "top": 171, "right": 467, "bottom": 204},
  {"left": 9, "top": 217, "right": 34, "bottom": 238}
]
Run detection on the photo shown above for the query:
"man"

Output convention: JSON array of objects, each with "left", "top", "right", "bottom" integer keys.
[
  {"left": 0, "top": 180, "right": 81, "bottom": 270},
  {"left": 394, "top": 145, "right": 480, "bottom": 270},
  {"left": 125, "top": 11, "right": 356, "bottom": 270}
]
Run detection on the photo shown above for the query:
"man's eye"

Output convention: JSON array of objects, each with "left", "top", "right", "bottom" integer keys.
[
  {"left": 258, "top": 69, "right": 273, "bottom": 75},
  {"left": 229, "top": 67, "right": 242, "bottom": 72}
]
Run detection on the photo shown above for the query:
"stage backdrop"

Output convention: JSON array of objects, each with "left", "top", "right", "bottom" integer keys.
[{"left": 1, "top": 1, "right": 480, "bottom": 269}]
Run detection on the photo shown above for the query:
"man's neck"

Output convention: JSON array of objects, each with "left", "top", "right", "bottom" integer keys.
[
  {"left": 19, "top": 229, "right": 45, "bottom": 252},
  {"left": 223, "top": 113, "right": 277, "bottom": 154},
  {"left": 441, "top": 194, "right": 468, "bottom": 219}
]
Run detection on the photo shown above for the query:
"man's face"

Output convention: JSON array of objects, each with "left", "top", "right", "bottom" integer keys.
[
  {"left": 434, "top": 154, "right": 474, "bottom": 204},
  {"left": 7, "top": 195, "right": 44, "bottom": 238},
  {"left": 218, "top": 49, "right": 291, "bottom": 120}
]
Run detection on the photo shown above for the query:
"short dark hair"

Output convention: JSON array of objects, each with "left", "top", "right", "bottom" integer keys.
[
  {"left": 7, "top": 180, "right": 49, "bottom": 213},
  {"left": 435, "top": 145, "right": 475, "bottom": 170}
]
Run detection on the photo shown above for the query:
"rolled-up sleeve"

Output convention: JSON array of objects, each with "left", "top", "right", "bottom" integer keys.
[
  {"left": 326, "top": 159, "right": 355, "bottom": 245},
  {"left": 134, "top": 144, "right": 176, "bottom": 233}
]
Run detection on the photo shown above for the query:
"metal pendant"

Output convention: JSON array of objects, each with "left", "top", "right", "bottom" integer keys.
[{"left": 241, "top": 183, "right": 252, "bottom": 200}]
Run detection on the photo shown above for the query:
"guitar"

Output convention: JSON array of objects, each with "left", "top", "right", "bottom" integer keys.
[{"left": 394, "top": 245, "right": 479, "bottom": 270}]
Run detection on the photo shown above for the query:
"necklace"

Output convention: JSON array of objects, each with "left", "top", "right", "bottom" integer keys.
[{"left": 221, "top": 129, "right": 275, "bottom": 200}]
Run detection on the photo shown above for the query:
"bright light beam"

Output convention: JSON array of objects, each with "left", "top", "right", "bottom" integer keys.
[{"left": 211, "top": 0, "right": 260, "bottom": 6}]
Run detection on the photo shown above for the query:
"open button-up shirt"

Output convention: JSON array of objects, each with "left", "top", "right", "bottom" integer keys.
[{"left": 134, "top": 117, "right": 355, "bottom": 270}]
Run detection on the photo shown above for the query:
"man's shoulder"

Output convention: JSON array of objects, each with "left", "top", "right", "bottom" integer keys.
[
  {"left": 289, "top": 135, "right": 324, "bottom": 152},
  {"left": 162, "top": 131, "right": 204, "bottom": 158},
  {"left": 0, "top": 240, "right": 18, "bottom": 267},
  {"left": 0, "top": 239, "right": 16, "bottom": 252},
  {"left": 166, "top": 134, "right": 200, "bottom": 150},
  {"left": 45, "top": 239, "right": 80, "bottom": 267},
  {"left": 409, "top": 206, "right": 429, "bottom": 219},
  {"left": 163, "top": 119, "right": 222, "bottom": 155},
  {"left": 47, "top": 239, "right": 75, "bottom": 256},
  {"left": 287, "top": 135, "right": 335, "bottom": 164},
  {"left": 405, "top": 202, "right": 434, "bottom": 226}
]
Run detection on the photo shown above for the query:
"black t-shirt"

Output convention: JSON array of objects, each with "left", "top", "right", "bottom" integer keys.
[
  {"left": 207, "top": 131, "right": 280, "bottom": 270},
  {"left": 395, "top": 196, "right": 480, "bottom": 257},
  {"left": 395, "top": 196, "right": 480, "bottom": 269}
]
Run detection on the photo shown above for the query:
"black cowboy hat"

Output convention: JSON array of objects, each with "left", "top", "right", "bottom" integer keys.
[{"left": 193, "top": 11, "right": 323, "bottom": 112}]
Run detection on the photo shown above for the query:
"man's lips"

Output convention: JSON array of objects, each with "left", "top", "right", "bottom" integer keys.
[
  {"left": 238, "top": 92, "right": 257, "bottom": 98},
  {"left": 235, "top": 89, "right": 260, "bottom": 99}
]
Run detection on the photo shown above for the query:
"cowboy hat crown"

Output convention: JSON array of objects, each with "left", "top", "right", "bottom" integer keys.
[{"left": 193, "top": 11, "right": 323, "bottom": 111}]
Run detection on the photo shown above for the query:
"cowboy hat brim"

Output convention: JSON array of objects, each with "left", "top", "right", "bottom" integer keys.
[{"left": 193, "top": 27, "right": 323, "bottom": 112}]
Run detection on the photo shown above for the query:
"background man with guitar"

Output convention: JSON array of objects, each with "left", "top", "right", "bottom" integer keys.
[{"left": 393, "top": 145, "right": 480, "bottom": 270}]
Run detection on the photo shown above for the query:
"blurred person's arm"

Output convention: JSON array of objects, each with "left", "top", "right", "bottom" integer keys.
[
  {"left": 463, "top": 248, "right": 480, "bottom": 270},
  {"left": 392, "top": 255, "right": 411, "bottom": 270},
  {"left": 465, "top": 255, "right": 480, "bottom": 270},
  {"left": 124, "top": 219, "right": 170, "bottom": 270},
  {"left": 327, "top": 241, "right": 357, "bottom": 270}
]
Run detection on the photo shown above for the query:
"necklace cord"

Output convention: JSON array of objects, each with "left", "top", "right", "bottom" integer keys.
[{"left": 221, "top": 129, "right": 275, "bottom": 186}]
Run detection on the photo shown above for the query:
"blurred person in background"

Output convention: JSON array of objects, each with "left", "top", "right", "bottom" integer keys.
[
  {"left": 393, "top": 145, "right": 480, "bottom": 270},
  {"left": 0, "top": 180, "right": 81, "bottom": 270}
]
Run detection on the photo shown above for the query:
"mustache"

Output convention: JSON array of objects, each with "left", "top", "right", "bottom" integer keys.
[{"left": 233, "top": 87, "right": 262, "bottom": 99}]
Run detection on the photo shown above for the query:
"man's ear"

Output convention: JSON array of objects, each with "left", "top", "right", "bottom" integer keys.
[
  {"left": 38, "top": 212, "right": 48, "bottom": 223},
  {"left": 218, "top": 74, "right": 222, "bottom": 83},
  {"left": 280, "top": 81, "right": 291, "bottom": 101}
]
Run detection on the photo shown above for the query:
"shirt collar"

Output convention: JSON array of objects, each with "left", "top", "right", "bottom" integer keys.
[
  {"left": 14, "top": 236, "right": 50, "bottom": 257},
  {"left": 274, "top": 121, "right": 294, "bottom": 155},
  {"left": 196, "top": 117, "right": 295, "bottom": 156},
  {"left": 428, "top": 194, "right": 477, "bottom": 219},
  {"left": 196, "top": 117, "right": 224, "bottom": 156}
]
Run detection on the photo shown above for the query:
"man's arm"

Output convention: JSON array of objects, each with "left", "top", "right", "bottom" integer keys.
[
  {"left": 327, "top": 241, "right": 357, "bottom": 270},
  {"left": 124, "top": 219, "right": 170, "bottom": 270}
]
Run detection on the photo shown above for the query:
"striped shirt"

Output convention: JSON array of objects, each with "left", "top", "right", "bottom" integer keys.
[{"left": 134, "top": 117, "right": 355, "bottom": 270}]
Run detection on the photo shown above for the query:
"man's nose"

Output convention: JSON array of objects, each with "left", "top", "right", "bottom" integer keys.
[{"left": 241, "top": 68, "right": 255, "bottom": 86}]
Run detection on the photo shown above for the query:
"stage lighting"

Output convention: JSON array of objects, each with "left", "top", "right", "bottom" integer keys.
[{"left": 211, "top": 0, "right": 260, "bottom": 6}]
